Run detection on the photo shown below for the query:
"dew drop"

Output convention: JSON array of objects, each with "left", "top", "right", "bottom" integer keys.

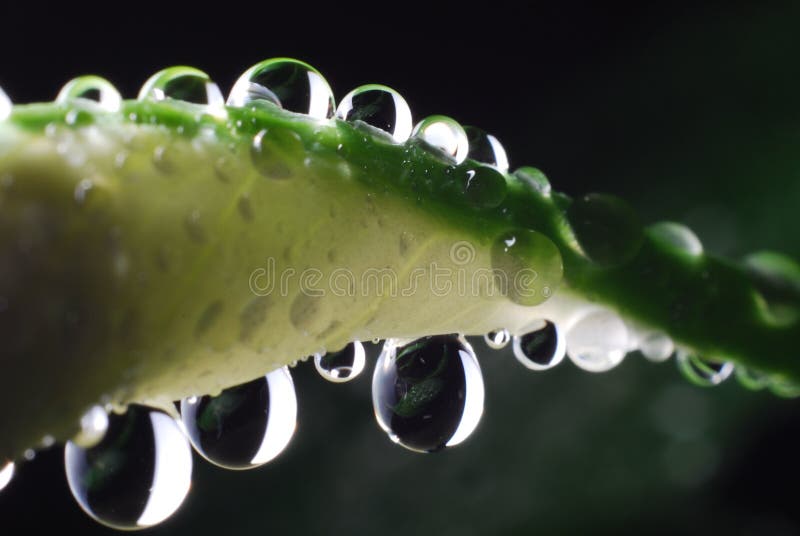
[
  {"left": 649, "top": 222, "right": 703, "bottom": 256},
  {"left": 0, "top": 86, "right": 10, "bottom": 121},
  {"left": 372, "top": 335, "right": 484, "bottom": 452},
  {"left": 639, "top": 331, "right": 674, "bottom": 363},
  {"left": 676, "top": 352, "right": 734, "bottom": 387},
  {"left": 566, "top": 309, "right": 628, "bottom": 372},
  {"left": 72, "top": 404, "right": 110, "bottom": 448},
  {"left": 743, "top": 251, "right": 800, "bottom": 326},
  {"left": 184, "top": 209, "right": 207, "bottom": 243},
  {"left": 464, "top": 126, "right": 509, "bottom": 172},
  {"left": 336, "top": 85, "right": 413, "bottom": 143},
  {"left": 314, "top": 341, "right": 366, "bottom": 383},
  {"left": 138, "top": 66, "right": 225, "bottom": 116},
  {"left": 490, "top": 229, "right": 563, "bottom": 306},
  {"left": 227, "top": 58, "right": 334, "bottom": 119},
  {"left": 463, "top": 165, "right": 508, "bottom": 209},
  {"left": 56, "top": 76, "right": 122, "bottom": 112},
  {"left": 180, "top": 367, "right": 297, "bottom": 469},
  {"left": 251, "top": 127, "right": 304, "bottom": 179},
  {"left": 514, "top": 166, "right": 551, "bottom": 195},
  {"left": 412, "top": 115, "right": 469, "bottom": 164},
  {"left": 484, "top": 329, "right": 511, "bottom": 350},
  {"left": 0, "top": 462, "right": 14, "bottom": 492},
  {"left": 735, "top": 365, "right": 770, "bottom": 391},
  {"left": 65, "top": 404, "right": 192, "bottom": 530},
  {"left": 566, "top": 193, "right": 644, "bottom": 266},
  {"left": 513, "top": 320, "right": 565, "bottom": 370}
]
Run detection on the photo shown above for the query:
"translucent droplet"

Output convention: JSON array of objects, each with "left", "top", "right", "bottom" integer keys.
[
  {"left": 227, "top": 58, "right": 334, "bottom": 119},
  {"left": 676, "top": 352, "right": 734, "bottom": 387},
  {"left": 314, "top": 341, "right": 366, "bottom": 383},
  {"left": 513, "top": 320, "right": 565, "bottom": 370},
  {"left": 735, "top": 365, "right": 770, "bottom": 391},
  {"left": 490, "top": 229, "right": 563, "bottom": 306},
  {"left": 639, "top": 331, "right": 674, "bottom": 363},
  {"left": 372, "top": 335, "right": 484, "bottom": 452},
  {"left": 250, "top": 127, "right": 304, "bottom": 179},
  {"left": 336, "top": 84, "right": 413, "bottom": 143},
  {"left": 567, "top": 193, "right": 644, "bottom": 266},
  {"left": 138, "top": 66, "right": 225, "bottom": 116},
  {"left": 0, "top": 462, "right": 14, "bottom": 492},
  {"left": 744, "top": 251, "right": 800, "bottom": 326},
  {"left": 649, "top": 222, "right": 703, "bottom": 256},
  {"left": 56, "top": 76, "right": 122, "bottom": 112},
  {"left": 180, "top": 367, "right": 297, "bottom": 470},
  {"left": 411, "top": 115, "right": 469, "bottom": 164},
  {"left": 463, "top": 165, "right": 508, "bottom": 209},
  {"left": 484, "top": 329, "right": 511, "bottom": 350},
  {"left": 464, "top": 126, "right": 509, "bottom": 172},
  {"left": 0, "top": 86, "right": 10, "bottom": 121},
  {"left": 514, "top": 166, "right": 551, "bottom": 195},
  {"left": 72, "top": 404, "right": 110, "bottom": 448},
  {"left": 566, "top": 309, "right": 628, "bottom": 372},
  {"left": 65, "top": 404, "right": 193, "bottom": 530},
  {"left": 769, "top": 376, "right": 800, "bottom": 398}
]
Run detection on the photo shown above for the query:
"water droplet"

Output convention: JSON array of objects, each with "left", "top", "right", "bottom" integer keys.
[
  {"left": 743, "top": 251, "right": 800, "bottom": 326},
  {"left": 138, "top": 66, "right": 225, "bottom": 116},
  {"left": 464, "top": 126, "right": 509, "bottom": 172},
  {"left": 411, "top": 115, "right": 469, "bottom": 164},
  {"left": 490, "top": 229, "right": 563, "bottom": 306},
  {"left": 23, "top": 449, "right": 36, "bottom": 461},
  {"left": 735, "top": 365, "right": 770, "bottom": 391},
  {"left": 769, "top": 375, "right": 800, "bottom": 398},
  {"left": 336, "top": 85, "right": 412, "bottom": 143},
  {"left": 73, "top": 178, "right": 94, "bottom": 205},
  {"left": 513, "top": 166, "right": 551, "bottom": 195},
  {"left": 314, "top": 341, "right": 366, "bottom": 383},
  {"left": 676, "top": 352, "right": 734, "bottom": 387},
  {"left": 484, "top": 329, "right": 511, "bottom": 350},
  {"left": 227, "top": 58, "right": 334, "bottom": 119},
  {"left": 56, "top": 76, "right": 122, "bottom": 112},
  {"left": 64, "top": 108, "right": 94, "bottom": 127},
  {"left": 184, "top": 209, "right": 207, "bottom": 243},
  {"left": 567, "top": 193, "right": 644, "bottom": 266},
  {"left": 0, "top": 86, "right": 10, "bottom": 121},
  {"left": 180, "top": 367, "right": 297, "bottom": 469},
  {"left": 649, "top": 222, "right": 703, "bottom": 256},
  {"left": 372, "top": 335, "right": 484, "bottom": 452},
  {"left": 0, "top": 462, "right": 14, "bottom": 492},
  {"left": 513, "top": 320, "right": 565, "bottom": 370},
  {"left": 251, "top": 127, "right": 304, "bottom": 179},
  {"left": 566, "top": 309, "right": 628, "bottom": 372},
  {"left": 65, "top": 405, "right": 192, "bottom": 529},
  {"left": 72, "top": 404, "right": 109, "bottom": 448},
  {"left": 639, "top": 331, "right": 674, "bottom": 363},
  {"left": 463, "top": 165, "right": 507, "bottom": 209}
]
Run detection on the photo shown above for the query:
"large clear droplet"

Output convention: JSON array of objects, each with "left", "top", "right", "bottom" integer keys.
[
  {"left": 513, "top": 320, "right": 565, "bottom": 370},
  {"left": 639, "top": 331, "right": 674, "bottom": 363},
  {"left": 484, "top": 329, "right": 511, "bottom": 350},
  {"left": 649, "top": 222, "right": 703, "bottom": 256},
  {"left": 180, "top": 367, "right": 297, "bottom": 470},
  {"left": 566, "top": 193, "right": 644, "bottom": 266},
  {"left": 336, "top": 84, "right": 413, "bottom": 143},
  {"left": 0, "top": 462, "right": 14, "bottom": 492},
  {"left": 411, "top": 115, "right": 469, "bottom": 164},
  {"left": 0, "top": 86, "right": 11, "bottom": 121},
  {"left": 56, "top": 76, "right": 122, "bottom": 112},
  {"left": 138, "top": 66, "right": 225, "bottom": 116},
  {"left": 463, "top": 165, "right": 508, "bottom": 209},
  {"left": 566, "top": 309, "right": 628, "bottom": 372},
  {"left": 464, "top": 126, "right": 509, "bottom": 172},
  {"left": 314, "top": 341, "right": 366, "bottom": 383},
  {"left": 490, "top": 229, "right": 563, "bottom": 306},
  {"left": 676, "top": 351, "right": 734, "bottom": 387},
  {"left": 227, "top": 58, "right": 334, "bottom": 119},
  {"left": 372, "top": 335, "right": 484, "bottom": 452},
  {"left": 65, "top": 405, "right": 193, "bottom": 530}
]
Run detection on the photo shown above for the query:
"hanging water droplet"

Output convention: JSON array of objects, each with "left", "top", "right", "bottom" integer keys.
[
  {"left": 735, "top": 365, "right": 770, "bottom": 391},
  {"left": 314, "top": 341, "right": 366, "bottom": 383},
  {"left": 65, "top": 404, "right": 192, "bottom": 530},
  {"left": 72, "top": 404, "right": 110, "bottom": 448},
  {"left": 251, "top": 127, "right": 304, "bottom": 179},
  {"left": 743, "top": 251, "right": 800, "bottom": 327},
  {"left": 566, "top": 309, "right": 628, "bottom": 372},
  {"left": 180, "top": 367, "right": 297, "bottom": 470},
  {"left": 639, "top": 331, "right": 674, "bottom": 363},
  {"left": 676, "top": 351, "right": 734, "bottom": 387},
  {"left": 0, "top": 462, "right": 14, "bottom": 492},
  {"left": 463, "top": 165, "right": 508, "bottom": 209},
  {"left": 138, "top": 66, "right": 225, "bottom": 116},
  {"left": 227, "top": 58, "right": 334, "bottom": 119},
  {"left": 514, "top": 166, "right": 551, "bottom": 195},
  {"left": 490, "top": 229, "right": 563, "bottom": 306},
  {"left": 0, "top": 86, "right": 11, "bottom": 121},
  {"left": 411, "top": 115, "right": 469, "bottom": 164},
  {"left": 769, "top": 375, "right": 800, "bottom": 398},
  {"left": 513, "top": 320, "right": 565, "bottom": 370},
  {"left": 484, "top": 329, "right": 511, "bottom": 350},
  {"left": 56, "top": 76, "right": 122, "bottom": 112},
  {"left": 566, "top": 194, "right": 644, "bottom": 266},
  {"left": 372, "top": 335, "right": 484, "bottom": 453},
  {"left": 336, "top": 84, "right": 413, "bottom": 143},
  {"left": 464, "top": 126, "right": 509, "bottom": 172},
  {"left": 649, "top": 222, "right": 703, "bottom": 256}
]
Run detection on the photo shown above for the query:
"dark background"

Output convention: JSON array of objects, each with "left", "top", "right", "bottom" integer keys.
[{"left": 2, "top": 2, "right": 800, "bottom": 534}]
